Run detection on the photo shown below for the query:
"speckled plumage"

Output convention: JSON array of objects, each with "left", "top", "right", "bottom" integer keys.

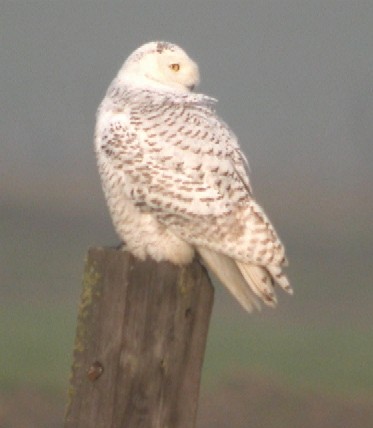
[{"left": 95, "top": 41, "right": 292, "bottom": 311}]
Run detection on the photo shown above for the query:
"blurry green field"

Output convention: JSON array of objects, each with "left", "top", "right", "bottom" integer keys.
[
  {"left": 0, "top": 304, "right": 76, "bottom": 395},
  {"left": 203, "top": 313, "right": 373, "bottom": 397},
  {"left": 1, "top": 302, "right": 372, "bottom": 401}
]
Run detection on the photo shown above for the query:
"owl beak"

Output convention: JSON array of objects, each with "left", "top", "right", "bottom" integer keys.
[{"left": 187, "top": 84, "right": 195, "bottom": 91}]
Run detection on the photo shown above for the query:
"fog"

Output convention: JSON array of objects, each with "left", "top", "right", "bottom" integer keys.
[{"left": 1, "top": 3, "right": 373, "bottom": 425}]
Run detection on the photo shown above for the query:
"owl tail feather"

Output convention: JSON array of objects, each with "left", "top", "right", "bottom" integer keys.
[
  {"left": 236, "top": 261, "right": 293, "bottom": 308},
  {"left": 197, "top": 247, "right": 292, "bottom": 312},
  {"left": 235, "top": 261, "right": 278, "bottom": 307},
  {"left": 196, "top": 247, "right": 260, "bottom": 312}
]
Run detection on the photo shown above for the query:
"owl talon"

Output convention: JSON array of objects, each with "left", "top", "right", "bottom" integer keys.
[{"left": 115, "top": 241, "right": 127, "bottom": 251}]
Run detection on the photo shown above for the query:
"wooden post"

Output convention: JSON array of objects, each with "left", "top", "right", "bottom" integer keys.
[{"left": 65, "top": 247, "right": 214, "bottom": 428}]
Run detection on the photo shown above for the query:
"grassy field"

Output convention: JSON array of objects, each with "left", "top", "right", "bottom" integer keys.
[
  {"left": 1, "top": 205, "right": 373, "bottom": 426},
  {"left": 0, "top": 304, "right": 76, "bottom": 395},
  {"left": 1, "top": 300, "right": 372, "bottom": 401},
  {"left": 204, "top": 311, "right": 373, "bottom": 398}
]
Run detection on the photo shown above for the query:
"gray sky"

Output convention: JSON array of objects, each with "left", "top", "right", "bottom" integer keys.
[
  {"left": 1, "top": 0, "right": 373, "bottom": 328},
  {"left": 2, "top": 0, "right": 372, "bottom": 241}
]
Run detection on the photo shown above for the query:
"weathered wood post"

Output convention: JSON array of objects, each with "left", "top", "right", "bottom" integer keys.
[{"left": 65, "top": 247, "right": 214, "bottom": 428}]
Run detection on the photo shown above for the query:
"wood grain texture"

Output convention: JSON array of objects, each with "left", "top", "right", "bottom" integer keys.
[{"left": 65, "top": 247, "right": 214, "bottom": 428}]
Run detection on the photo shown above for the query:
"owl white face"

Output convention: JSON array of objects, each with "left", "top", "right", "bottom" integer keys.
[
  {"left": 155, "top": 49, "right": 200, "bottom": 90},
  {"left": 120, "top": 42, "right": 200, "bottom": 92}
]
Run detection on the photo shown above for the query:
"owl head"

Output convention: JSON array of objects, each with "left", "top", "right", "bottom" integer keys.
[{"left": 118, "top": 41, "right": 200, "bottom": 92}]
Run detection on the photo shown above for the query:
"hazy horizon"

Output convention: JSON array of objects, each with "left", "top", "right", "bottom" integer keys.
[{"left": 1, "top": 3, "right": 373, "bottom": 426}]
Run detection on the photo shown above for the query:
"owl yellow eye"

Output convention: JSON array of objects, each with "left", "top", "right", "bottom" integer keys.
[{"left": 169, "top": 63, "right": 180, "bottom": 72}]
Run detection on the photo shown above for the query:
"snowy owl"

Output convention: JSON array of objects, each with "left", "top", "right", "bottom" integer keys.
[{"left": 94, "top": 41, "right": 292, "bottom": 312}]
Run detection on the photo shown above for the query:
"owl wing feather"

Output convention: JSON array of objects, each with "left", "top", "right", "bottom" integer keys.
[{"left": 96, "top": 93, "right": 291, "bottom": 310}]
